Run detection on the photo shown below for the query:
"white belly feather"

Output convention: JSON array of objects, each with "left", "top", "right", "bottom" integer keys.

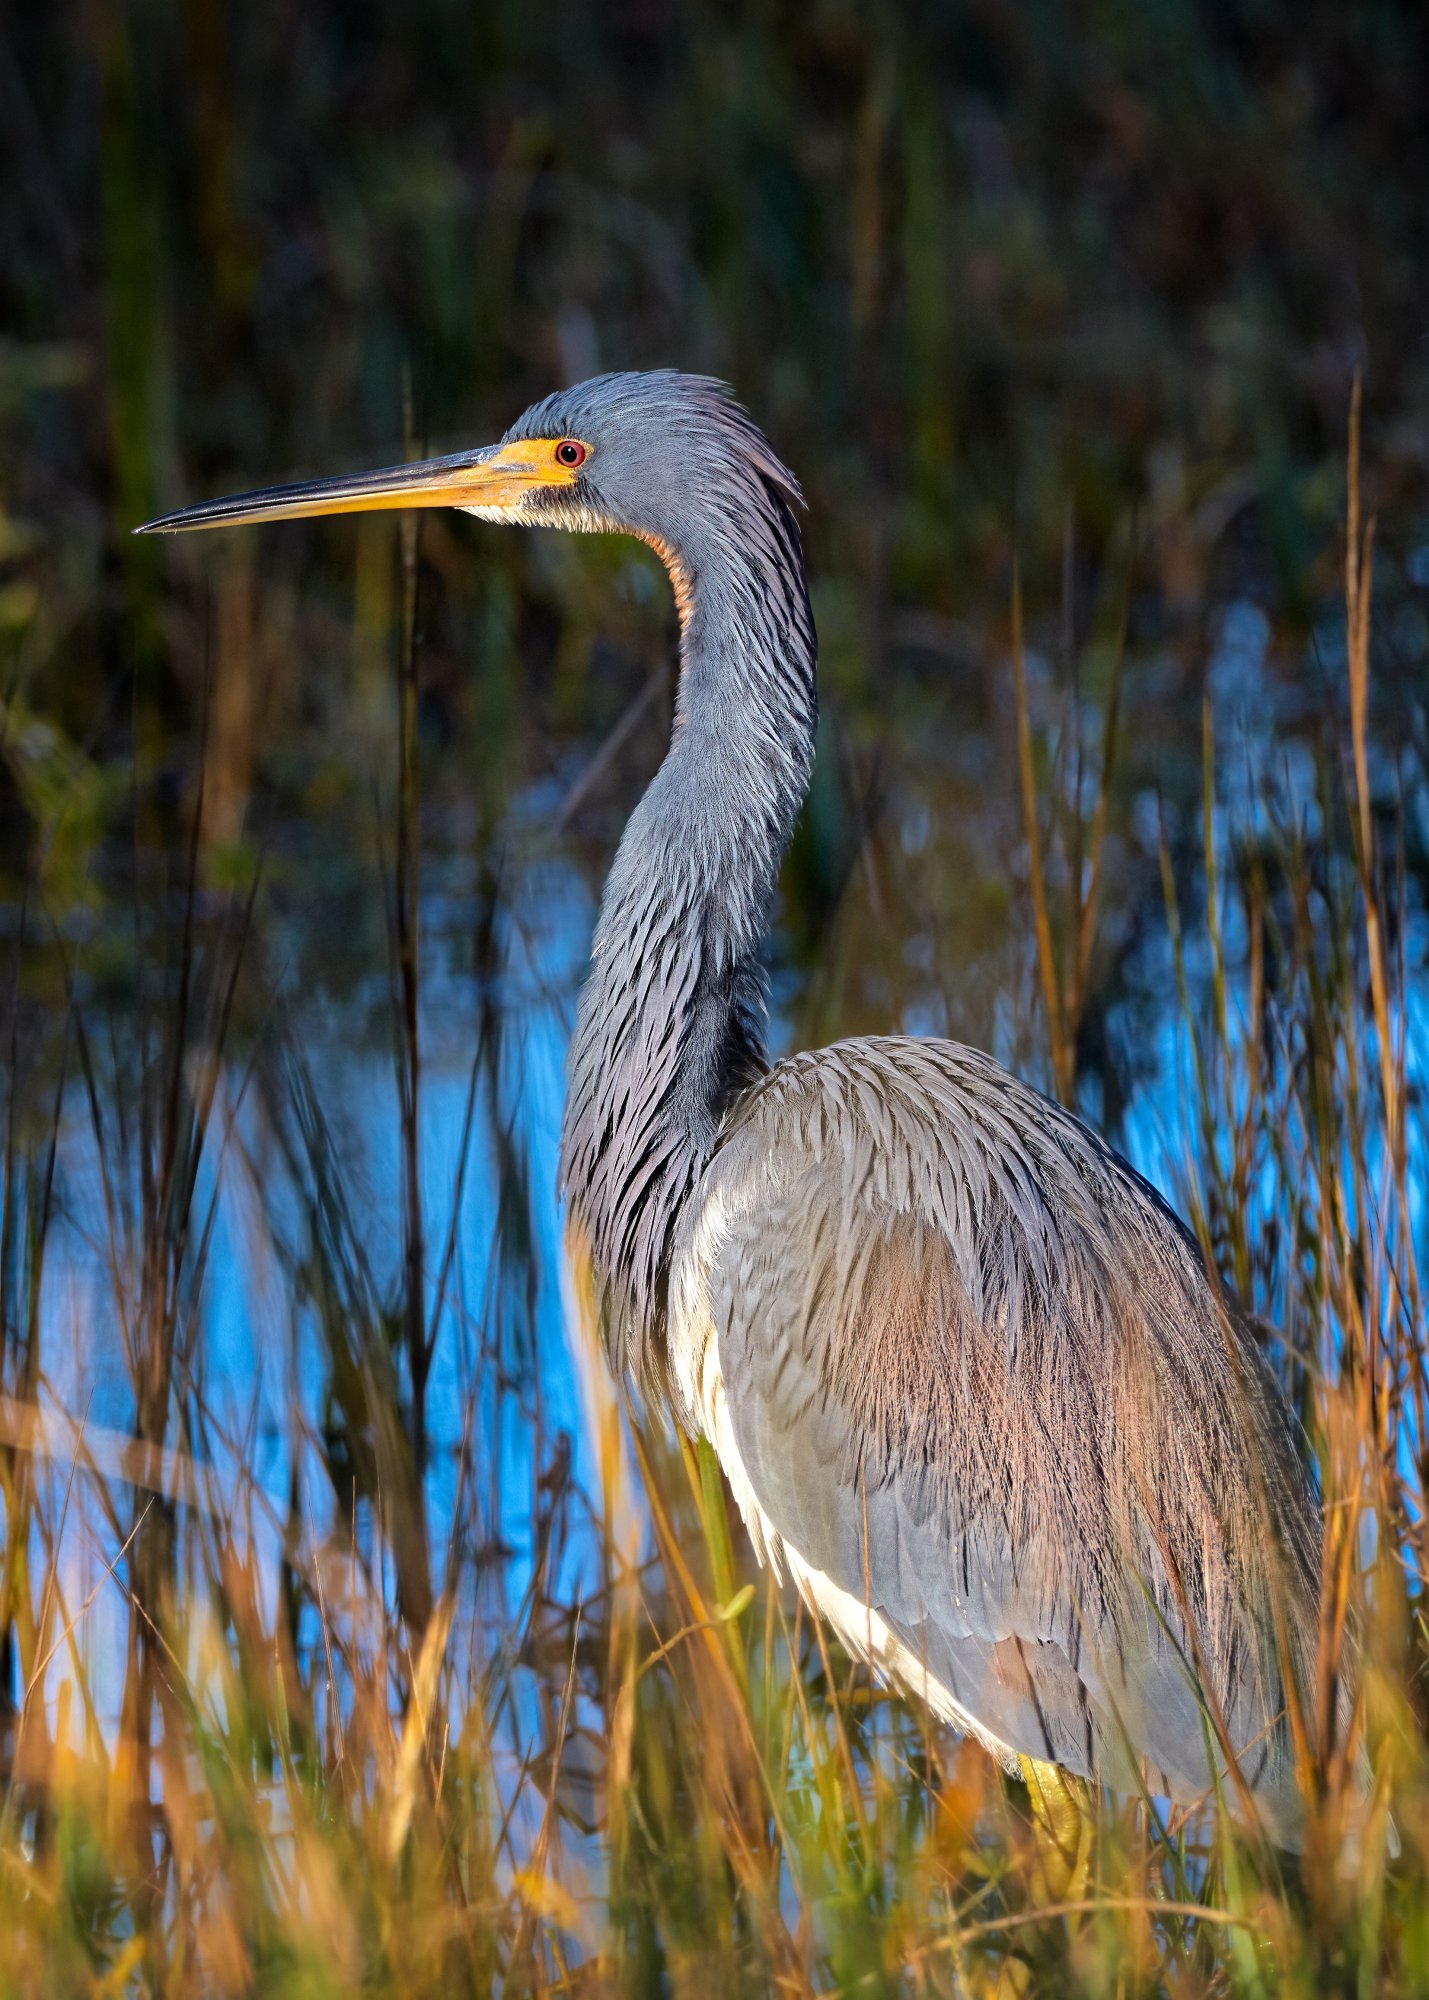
[{"left": 666, "top": 1174, "right": 1020, "bottom": 1765}]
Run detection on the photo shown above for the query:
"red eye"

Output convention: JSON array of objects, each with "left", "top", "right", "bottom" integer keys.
[{"left": 555, "top": 439, "right": 587, "bottom": 468}]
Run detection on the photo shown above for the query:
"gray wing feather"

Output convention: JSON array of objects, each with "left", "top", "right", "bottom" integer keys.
[{"left": 696, "top": 1037, "right": 1321, "bottom": 1840}]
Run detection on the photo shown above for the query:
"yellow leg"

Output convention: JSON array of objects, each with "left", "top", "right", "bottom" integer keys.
[{"left": 1018, "top": 1754, "right": 1093, "bottom": 1905}]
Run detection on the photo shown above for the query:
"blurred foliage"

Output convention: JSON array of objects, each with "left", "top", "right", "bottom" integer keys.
[
  {"left": 2, "top": 0, "right": 1427, "bottom": 1085},
  {"left": 0, "top": 1, "right": 1427, "bottom": 1993}
]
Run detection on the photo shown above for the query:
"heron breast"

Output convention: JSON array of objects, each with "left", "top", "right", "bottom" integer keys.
[{"left": 665, "top": 1168, "right": 1020, "bottom": 1767}]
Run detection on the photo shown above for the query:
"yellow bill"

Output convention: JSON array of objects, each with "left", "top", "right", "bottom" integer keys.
[{"left": 134, "top": 435, "right": 587, "bottom": 534}]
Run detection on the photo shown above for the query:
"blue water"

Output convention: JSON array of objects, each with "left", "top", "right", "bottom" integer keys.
[{"left": 18, "top": 604, "right": 1429, "bottom": 1756}]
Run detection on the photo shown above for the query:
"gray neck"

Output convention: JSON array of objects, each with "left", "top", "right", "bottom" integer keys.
[{"left": 560, "top": 488, "right": 817, "bottom": 1387}]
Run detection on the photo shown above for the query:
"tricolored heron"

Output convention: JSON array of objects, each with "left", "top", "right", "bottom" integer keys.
[{"left": 139, "top": 370, "right": 1344, "bottom": 1865}]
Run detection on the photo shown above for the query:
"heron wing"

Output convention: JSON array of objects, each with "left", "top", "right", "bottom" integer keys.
[{"left": 686, "top": 1037, "right": 1318, "bottom": 1834}]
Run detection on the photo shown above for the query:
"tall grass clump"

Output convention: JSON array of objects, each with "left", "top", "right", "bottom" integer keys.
[{"left": 0, "top": 413, "right": 1424, "bottom": 2000}]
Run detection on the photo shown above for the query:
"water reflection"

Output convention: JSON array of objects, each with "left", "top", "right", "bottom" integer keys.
[{"left": 27, "top": 685, "right": 1428, "bottom": 1757}]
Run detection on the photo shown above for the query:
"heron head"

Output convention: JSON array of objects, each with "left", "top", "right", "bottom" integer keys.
[{"left": 135, "top": 370, "right": 802, "bottom": 564}]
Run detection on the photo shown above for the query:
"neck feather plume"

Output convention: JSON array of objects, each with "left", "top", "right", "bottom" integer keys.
[{"left": 560, "top": 478, "right": 817, "bottom": 1389}]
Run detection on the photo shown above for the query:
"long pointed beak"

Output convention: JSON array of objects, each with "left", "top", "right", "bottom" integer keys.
[{"left": 134, "top": 439, "right": 545, "bottom": 535}]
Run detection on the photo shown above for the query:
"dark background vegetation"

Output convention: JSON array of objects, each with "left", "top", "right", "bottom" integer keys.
[
  {"left": 5, "top": 0, "right": 1427, "bottom": 1075},
  {"left": 1, "top": 3, "right": 1427, "bottom": 1993}
]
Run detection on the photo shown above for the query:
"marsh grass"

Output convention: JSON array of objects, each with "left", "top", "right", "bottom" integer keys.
[{"left": 0, "top": 410, "right": 1424, "bottom": 2000}]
